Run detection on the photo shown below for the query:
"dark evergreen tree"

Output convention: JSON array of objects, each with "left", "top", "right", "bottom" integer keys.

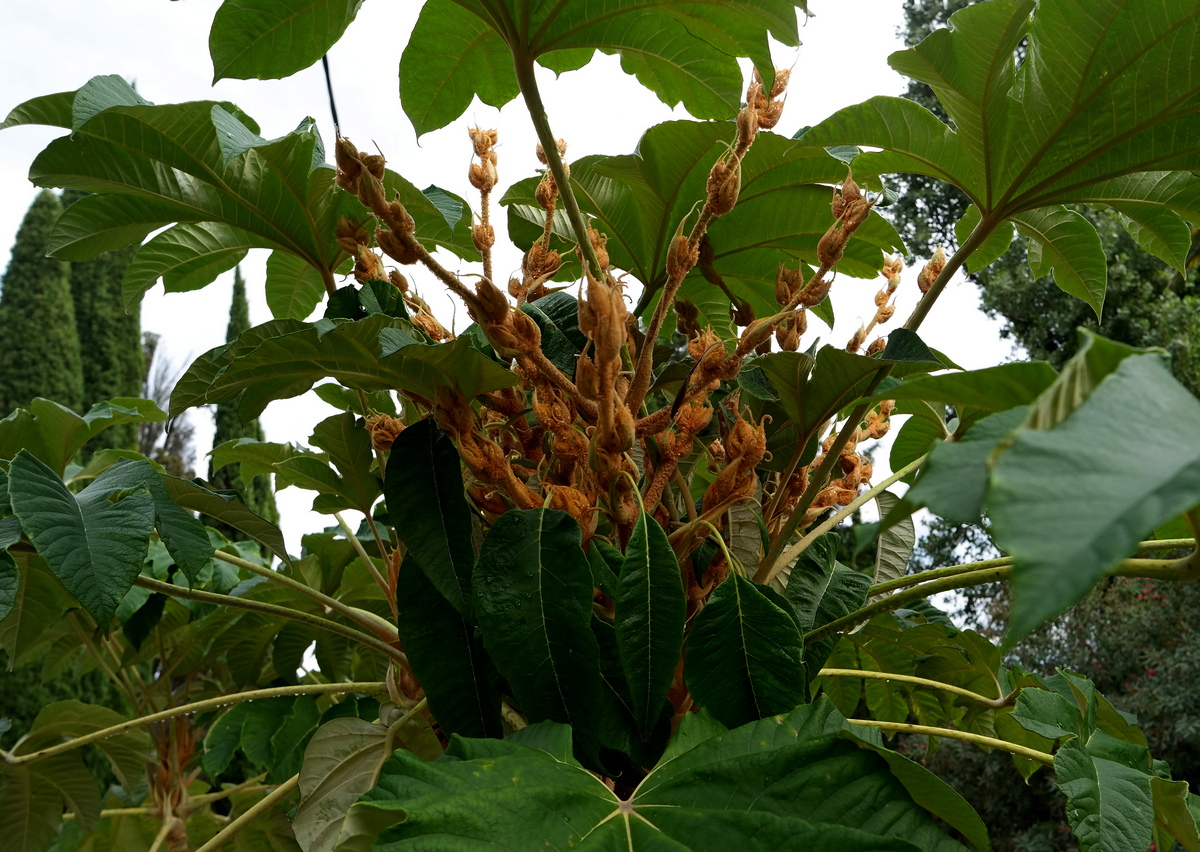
[
  {"left": 0, "top": 191, "right": 83, "bottom": 414},
  {"left": 207, "top": 269, "right": 280, "bottom": 535},
  {"left": 61, "top": 190, "right": 144, "bottom": 454}
]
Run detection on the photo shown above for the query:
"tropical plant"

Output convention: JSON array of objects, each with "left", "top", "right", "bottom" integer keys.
[{"left": 2, "top": 1, "right": 1200, "bottom": 851}]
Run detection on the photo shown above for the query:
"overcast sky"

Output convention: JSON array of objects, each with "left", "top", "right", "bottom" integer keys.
[{"left": 0, "top": 1, "right": 1012, "bottom": 550}]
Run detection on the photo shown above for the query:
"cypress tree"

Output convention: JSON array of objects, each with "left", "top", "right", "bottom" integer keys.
[
  {"left": 208, "top": 268, "right": 280, "bottom": 534},
  {"left": 61, "top": 190, "right": 144, "bottom": 453},
  {"left": 0, "top": 191, "right": 83, "bottom": 414}
]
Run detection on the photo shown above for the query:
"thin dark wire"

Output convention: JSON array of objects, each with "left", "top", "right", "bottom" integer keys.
[{"left": 321, "top": 54, "right": 341, "bottom": 137}]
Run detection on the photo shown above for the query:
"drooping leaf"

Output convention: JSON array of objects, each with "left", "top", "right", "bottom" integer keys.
[
  {"left": 473, "top": 508, "right": 602, "bottom": 738},
  {"left": 170, "top": 314, "right": 517, "bottom": 422},
  {"left": 17, "top": 700, "right": 153, "bottom": 790},
  {"left": 265, "top": 249, "right": 330, "bottom": 320},
  {"left": 614, "top": 510, "right": 686, "bottom": 738},
  {"left": 158, "top": 474, "right": 290, "bottom": 564},
  {"left": 784, "top": 533, "right": 869, "bottom": 677},
  {"left": 874, "top": 491, "right": 915, "bottom": 588},
  {"left": 1012, "top": 206, "right": 1107, "bottom": 318},
  {"left": 0, "top": 397, "right": 165, "bottom": 476},
  {"left": 7, "top": 450, "right": 154, "bottom": 624},
  {"left": 210, "top": 0, "right": 366, "bottom": 82},
  {"left": 395, "top": 558, "right": 503, "bottom": 740},
  {"left": 0, "top": 518, "right": 21, "bottom": 624},
  {"left": 990, "top": 354, "right": 1200, "bottom": 642},
  {"left": 400, "top": 1, "right": 805, "bottom": 137},
  {"left": 0, "top": 553, "right": 70, "bottom": 666},
  {"left": 384, "top": 419, "right": 475, "bottom": 617},
  {"left": 685, "top": 574, "right": 807, "bottom": 728},
  {"left": 309, "top": 412, "right": 381, "bottom": 515}
]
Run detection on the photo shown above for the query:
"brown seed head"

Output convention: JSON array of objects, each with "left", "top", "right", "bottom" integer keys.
[
  {"left": 846, "top": 325, "right": 867, "bottom": 354},
  {"left": 536, "top": 139, "right": 568, "bottom": 165},
  {"left": 388, "top": 269, "right": 409, "bottom": 293},
  {"left": 472, "top": 222, "right": 496, "bottom": 252},
  {"left": 376, "top": 228, "right": 419, "bottom": 265},
  {"left": 535, "top": 175, "right": 558, "bottom": 210},
  {"left": 473, "top": 279, "right": 511, "bottom": 325},
  {"left": 469, "top": 127, "right": 498, "bottom": 158},
  {"left": 866, "top": 336, "right": 887, "bottom": 356},
  {"left": 588, "top": 227, "right": 610, "bottom": 271},
  {"left": 874, "top": 305, "right": 895, "bottom": 324},
  {"left": 362, "top": 153, "right": 386, "bottom": 181},
  {"left": 775, "top": 263, "right": 804, "bottom": 305},
  {"left": 705, "top": 158, "right": 741, "bottom": 217},
  {"left": 917, "top": 246, "right": 947, "bottom": 294},
  {"left": 666, "top": 229, "right": 699, "bottom": 281},
  {"left": 798, "top": 276, "right": 832, "bottom": 308},
  {"left": 381, "top": 201, "right": 415, "bottom": 236}
]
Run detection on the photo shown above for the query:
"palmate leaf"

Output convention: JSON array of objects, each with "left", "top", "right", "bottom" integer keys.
[
  {"left": 1, "top": 75, "right": 477, "bottom": 317},
  {"left": 800, "top": 0, "right": 1200, "bottom": 318},
  {"left": 400, "top": 0, "right": 805, "bottom": 137},
  {"left": 351, "top": 700, "right": 977, "bottom": 851},
  {"left": 502, "top": 121, "right": 903, "bottom": 318}
]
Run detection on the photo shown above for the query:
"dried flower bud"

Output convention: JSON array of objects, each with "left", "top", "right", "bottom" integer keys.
[
  {"left": 335, "top": 137, "right": 363, "bottom": 192},
  {"left": 358, "top": 172, "right": 386, "bottom": 212},
  {"left": 917, "top": 246, "right": 946, "bottom": 294},
  {"left": 362, "top": 153, "right": 386, "bottom": 181},
  {"left": 866, "top": 336, "right": 887, "bottom": 356},
  {"left": 817, "top": 222, "right": 848, "bottom": 266},
  {"left": 381, "top": 201, "right": 415, "bottom": 236},
  {"left": 576, "top": 352, "right": 599, "bottom": 399},
  {"left": 768, "top": 68, "right": 791, "bottom": 100},
  {"left": 874, "top": 305, "right": 895, "bottom": 324},
  {"left": 536, "top": 138, "right": 567, "bottom": 165},
  {"left": 775, "top": 317, "right": 800, "bottom": 351},
  {"left": 412, "top": 312, "right": 450, "bottom": 341},
  {"left": 666, "top": 224, "right": 699, "bottom": 281},
  {"left": 705, "top": 158, "right": 741, "bottom": 217},
  {"left": 674, "top": 297, "right": 700, "bottom": 339},
  {"left": 376, "top": 228, "right": 419, "bottom": 265},
  {"left": 798, "top": 276, "right": 832, "bottom": 308},
  {"left": 737, "top": 92, "right": 759, "bottom": 151},
  {"left": 388, "top": 269, "right": 409, "bottom": 293},
  {"left": 523, "top": 241, "right": 562, "bottom": 280},
  {"left": 469, "top": 161, "right": 497, "bottom": 192},
  {"left": 352, "top": 245, "right": 387, "bottom": 281},
  {"left": 472, "top": 222, "right": 495, "bottom": 252},
  {"left": 535, "top": 175, "right": 558, "bottom": 210},
  {"left": 364, "top": 412, "right": 403, "bottom": 453},
  {"left": 846, "top": 325, "right": 867, "bottom": 354},
  {"left": 336, "top": 216, "right": 370, "bottom": 255},
  {"left": 775, "top": 263, "right": 804, "bottom": 305},
  {"left": 874, "top": 289, "right": 890, "bottom": 309},
  {"left": 588, "top": 227, "right": 610, "bottom": 271},
  {"left": 469, "top": 127, "right": 498, "bottom": 158}
]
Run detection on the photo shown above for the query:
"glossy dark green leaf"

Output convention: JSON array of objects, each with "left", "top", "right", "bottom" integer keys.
[
  {"left": 8, "top": 450, "right": 154, "bottom": 624},
  {"left": 587, "top": 539, "right": 622, "bottom": 599},
  {"left": 0, "top": 518, "right": 20, "bottom": 623},
  {"left": 614, "top": 510, "right": 686, "bottom": 738},
  {"left": 385, "top": 418, "right": 475, "bottom": 616},
  {"left": 473, "top": 508, "right": 602, "bottom": 735},
  {"left": 210, "top": 0, "right": 365, "bottom": 82},
  {"left": 686, "top": 574, "right": 806, "bottom": 728},
  {"left": 990, "top": 354, "right": 1200, "bottom": 642},
  {"left": 395, "top": 558, "right": 503, "bottom": 739},
  {"left": 400, "top": 1, "right": 804, "bottom": 136},
  {"left": 171, "top": 314, "right": 517, "bottom": 422},
  {"left": 265, "top": 249, "right": 329, "bottom": 320},
  {"left": 889, "top": 414, "right": 946, "bottom": 477}
]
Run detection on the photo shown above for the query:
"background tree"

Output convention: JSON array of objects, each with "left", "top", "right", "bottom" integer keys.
[
  {"left": 206, "top": 268, "right": 280, "bottom": 533},
  {"left": 60, "top": 190, "right": 144, "bottom": 456},
  {"left": 138, "top": 331, "right": 197, "bottom": 479},
  {"left": 0, "top": 190, "right": 83, "bottom": 415}
]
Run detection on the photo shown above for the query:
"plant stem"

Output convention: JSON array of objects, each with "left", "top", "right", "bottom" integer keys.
[
  {"left": 188, "top": 775, "right": 269, "bottom": 808},
  {"left": 760, "top": 453, "right": 928, "bottom": 588},
  {"left": 212, "top": 549, "right": 397, "bottom": 642},
  {"left": 512, "top": 55, "right": 603, "bottom": 277},
  {"left": 807, "top": 552, "right": 1200, "bottom": 646},
  {"left": 2, "top": 682, "right": 385, "bottom": 767},
  {"left": 817, "top": 668, "right": 1009, "bottom": 708},
  {"left": 193, "top": 774, "right": 300, "bottom": 852},
  {"left": 903, "top": 216, "right": 996, "bottom": 334},
  {"left": 334, "top": 511, "right": 393, "bottom": 604},
  {"left": 133, "top": 576, "right": 406, "bottom": 666},
  {"left": 756, "top": 368, "right": 889, "bottom": 583},
  {"left": 844, "top": 719, "right": 1055, "bottom": 766}
]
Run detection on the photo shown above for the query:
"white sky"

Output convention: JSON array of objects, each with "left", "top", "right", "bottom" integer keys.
[{"left": 0, "top": 0, "right": 1012, "bottom": 551}]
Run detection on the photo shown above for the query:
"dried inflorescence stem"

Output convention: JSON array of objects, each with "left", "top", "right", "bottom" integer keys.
[
  {"left": 468, "top": 127, "right": 499, "bottom": 284},
  {"left": 626, "top": 68, "right": 791, "bottom": 414}
]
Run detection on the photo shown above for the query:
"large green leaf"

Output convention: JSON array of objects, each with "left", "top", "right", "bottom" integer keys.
[
  {"left": 0, "top": 754, "right": 101, "bottom": 851},
  {"left": 210, "top": 0, "right": 366, "bottom": 82},
  {"left": 400, "top": 1, "right": 805, "bottom": 137},
  {"left": 395, "top": 558, "right": 503, "bottom": 740},
  {"left": 353, "top": 700, "right": 975, "bottom": 850},
  {"left": 158, "top": 474, "right": 290, "bottom": 564},
  {"left": 384, "top": 418, "right": 475, "bottom": 617},
  {"left": 990, "top": 353, "right": 1200, "bottom": 642},
  {"left": 170, "top": 314, "right": 517, "bottom": 422},
  {"left": 84, "top": 459, "right": 214, "bottom": 585},
  {"left": 0, "top": 518, "right": 21, "bottom": 623},
  {"left": 503, "top": 122, "right": 901, "bottom": 316},
  {"left": 800, "top": 0, "right": 1200, "bottom": 319},
  {"left": 17, "top": 700, "right": 153, "bottom": 790},
  {"left": 2, "top": 75, "right": 475, "bottom": 315},
  {"left": 0, "top": 554, "right": 70, "bottom": 666},
  {"left": 7, "top": 450, "right": 154, "bottom": 624},
  {"left": 309, "top": 412, "right": 381, "bottom": 515},
  {"left": 0, "top": 397, "right": 165, "bottom": 476},
  {"left": 473, "top": 508, "right": 603, "bottom": 739},
  {"left": 614, "top": 509, "right": 686, "bottom": 738},
  {"left": 784, "top": 532, "right": 869, "bottom": 677},
  {"left": 685, "top": 574, "right": 806, "bottom": 728}
]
